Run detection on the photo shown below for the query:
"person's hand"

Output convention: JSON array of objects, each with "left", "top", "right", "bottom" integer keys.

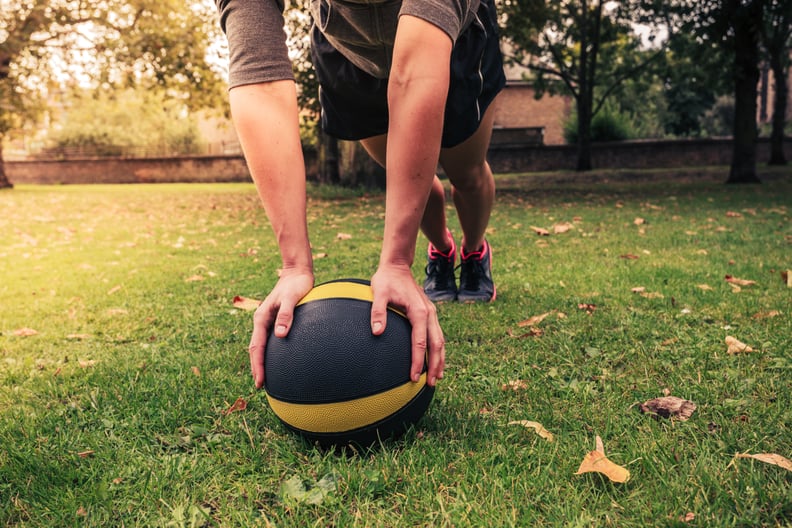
[
  {"left": 249, "top": 268, "right": 314, "bottom": 389},
  {"left": 370, "top": 264, "right": 445, "bottom": 387}
]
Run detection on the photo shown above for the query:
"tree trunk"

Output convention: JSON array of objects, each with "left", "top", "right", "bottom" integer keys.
[
  {"left": 726, "top": 1, "right": 762, "bottom": 184},
  {"left": 317, "top": 129, "right": 340, "bottom": 185},
  {"left": 0, "top": 142, "right": 13, "bottom": 189},
  {"left": 768, "top": 54, "right": 788, "bottom": 165},
  {"left": 340, "top": 141, "right": 386, "bottom": 189}
]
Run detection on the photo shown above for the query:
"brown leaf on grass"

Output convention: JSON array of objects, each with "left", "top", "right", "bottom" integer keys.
[
  {"left": 66, "top": 333, "right": 91, "bottom": 340},
  {"left": 502, "top": 379, "right": 528, "bottom": 391},
  {"left": 76, "top": 507, "right": 88, "bottom": 517},
  {"left": 530, "top": 226, "right": 550, "bottom": 236},
  {"left": 634, "top": 217, "right": 646, "bottom": 225},
  {"left": 575, "top": 436, "right": 630, "bottom": 483},
  {"left": 752, "top": 310, "right": 781, "bottom": 319},
  {"left": 78, "top": 360, "right": 97, "bottom": 368},
  {"left": 724, "top": 275, "right": 757, "bottom": 287},
  {"left": 13, "top": 327, "right": 38, "bottom": 337},
  {"left": 107, "top": 285, "right": 122, "bottom": 295},
  {"left": 336, "top": 232, "right": 353, "bottom": 240},
  {"left": 782, "top": 270, "right": 791, "bottom": 287},
  {"left": 696, "top": 284, "right": 713, "bottom": 291},
  {"left": 223, "top": 397, "right": 248, "bottom": 415},
  {"left": 313, "top": 252, "right": 328, "bottom": 259},
  {"left": 631, "top": 287, "right": 646, "bottom": 293},
  {"left": 733, "top": 453, "right": 792, "bottom": 472},
  {"left": 725, "top": 211, "right": 743, "bottom": 218},
  {"left": 508, "top": 420, "right": 555, "bottom": 442},
  {"left": 191, "top": 366, "right": 201, "bottom": 377},
  {"left": 76, "top": 450, "right": 95, "bottom": 458},
  {"left": 640, "top": 291, "right": 665, "bottom": 299},
  {"left": 679, "top": 513, "right": 696, "bottom": 523},
  {"left": 232, "top": 295, "right": 263, "bottom": 311},
  {"left": 620, "top": 254, "right": 640, "bottom": 260},
  {"left": 553, "top": 222, "right": 573, "bottom": 234},
  {"left": 639, "top": 396, "right": 697, "bottom": 421},
  {"left": 517, "top": 312, "right": 553, "bottom": 327},
  {"left": 578, "top": 303, "right": 596, "bottom": 314},
  {"left": 184, "top": 275, "right": 204, "bottom": 282},
  {"left": 508, "top": 327, "right": 544, "bottom": 338},
  {"left": 725, "top": 336, "right": 754, "bottom": 354}
]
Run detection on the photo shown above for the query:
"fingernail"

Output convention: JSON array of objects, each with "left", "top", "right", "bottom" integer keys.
[
  {"left": 430, "top": 376, "right": 437, "bottom": 386},
  {"left": 275, "top": 324, "right": 287, "bottom": 336},
  {"left": 412, "top": 372, "right": 420, "bottom": 382},
  {"left": 372, "top": 322, "right": 383, "bottom": 333}
]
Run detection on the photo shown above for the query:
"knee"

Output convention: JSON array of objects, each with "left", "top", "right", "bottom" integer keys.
[{"left": 448, "top": 162, "right": 492, "bottom": 194}]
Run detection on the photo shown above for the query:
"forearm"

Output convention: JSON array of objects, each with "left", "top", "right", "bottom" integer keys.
[
  {"left": 380, "top": 17, "right": 452, "bottom": 268},
  {"left": 230, "top": 81, "right": 313, "bottom": 272}
]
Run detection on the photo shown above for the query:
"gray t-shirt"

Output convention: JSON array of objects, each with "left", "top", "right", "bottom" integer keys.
[{"left": 216, "top": 0, "right": 480, "bottom": 88}]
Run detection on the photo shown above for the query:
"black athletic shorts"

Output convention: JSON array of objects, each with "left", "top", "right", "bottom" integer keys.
[{"left": 311, "top": 0, "right": 506, "bottom": 148}]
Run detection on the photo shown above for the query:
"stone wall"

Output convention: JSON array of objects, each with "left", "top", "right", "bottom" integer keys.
[{"left": 5, "top": 138, "right": 790, "bottom": 185}]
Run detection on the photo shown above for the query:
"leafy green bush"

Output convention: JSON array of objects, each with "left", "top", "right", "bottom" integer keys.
[
  {"left": 48, "top": 88, "right": 202, "bottom": 156},
  {"left": 563, "top": 107, "right": 634, "bottom": 144}
]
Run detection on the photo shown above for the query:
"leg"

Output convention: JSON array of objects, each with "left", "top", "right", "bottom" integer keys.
[{"left": 439, "top": 103, "right": 497, "bottom": 254}]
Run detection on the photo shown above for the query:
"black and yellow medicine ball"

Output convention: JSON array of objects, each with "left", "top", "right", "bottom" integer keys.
[{"left": 264, "top": 279, "right": 434, "bottom": 447}]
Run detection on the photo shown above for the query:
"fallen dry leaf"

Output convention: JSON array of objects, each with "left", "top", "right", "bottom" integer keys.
[
  {"left": 620, "top": 254, "right": 640, "bottom": 260},
  {"left": 313, "top": 252, "right": 328, "bottom": 259},
  {"left": 336, "top": 232, "right": 353, "bottom": 240},
  {"left": 733, "top": 453, "right": 792, "bottom": 472},
  {"left": 78, "top": 360, "right": 97, "bottom": 368},
  {"left": 725, "top": 211, "right": 743, "bottom": 218},
  {"left": 502, "top": 379, "right": 528, "bottom": 391},
  {"left": 530, "top": 226, "right": 550, "bottom": 236},
  {"left": 107, "top": 285, "right": 122, "bottom": 295},
  {"left": 508, "top": 327, "right": 544, "bottom": 338},
  {"left": 782, "top": 270, "right": 790, "bottom": 287},
  {"left": 725, "top": 336, "right": 755, "bottom": 354},
  {"left": 508, "top": 420, "right": 555, "bottom": 442},
  {"left": 724, "top": 275, "right": 757, "bottom": 287},
  {"left": 578, "top": 303, "right": 596, "bottom": 314},
  {"left": 191, "top": 366, "right": 201, "bottom": 377},
  {"left": 13, "top": 327, "right": 38, "bottom": 337},
  {"left": 575, "top": 436, "right": 630, "bottom": 483},
  {"left": 518, "top": 312, "right": 553, "bottom": 327},
  {"left": 696, "top": 284, "right": 714, "bottom": 291},
  {"left": 66, "top": 333, "right": 91, "bottom": 340},
  {"left": 232, "top": 295, "right": 263, "bottom": 311},
  {"left": 223, "top": 397, "right": 248, "bottom": 415},
  {"left": 640, "top": 291, "right": 665, "bottom": 299},
  {"left": 679, "top": 512, "right": 696, "bottom": 523},
  {"left": 639, "top": 396, "right": 696, "bottom": 421},
  {"left": 184, "top": 275, "right": 204, "bottom": 282},
  {"left": 752, "top": 310, "right": 781, "bottom": 319},
  {"left": 76, "top": 450, "right": 95, "bottom": 458},
  {"left": 631, "top": 287, "right": 646, "bottom": 293},
  {"left": 553, "top": 222, "right": 573, "bottom": 234},
  {"left": 634, "top": 217, "right": 645, "bottom": 225}
]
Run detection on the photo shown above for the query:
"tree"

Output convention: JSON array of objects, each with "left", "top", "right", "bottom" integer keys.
[
  {"left": 0, "top": 0, "right": 226, "bottom": 188},
  {"left": 499, "top": 0, "right": 667, "bottom": 170},
  {"left": 762, "top": 0, "right": 792, "bottom": 165}
]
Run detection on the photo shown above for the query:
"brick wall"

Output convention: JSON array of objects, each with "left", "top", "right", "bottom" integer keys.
[
  {"left": 5, "top": 138, "right": 790, "bottom": 185},
  {"left": 491, "top": 82, "right": 572, "bottom": 145}
]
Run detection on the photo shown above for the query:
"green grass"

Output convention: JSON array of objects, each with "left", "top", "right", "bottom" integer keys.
[{"left": 1, "top": 170, "right": 790, "bottom": 527}]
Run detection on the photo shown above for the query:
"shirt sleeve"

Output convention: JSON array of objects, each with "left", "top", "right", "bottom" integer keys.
[
  {"left": 398, "top": 0, "right": 474, "bottom": 43},
  {"left": 215, "top": 0, "right": 295, "bottom": 88}
]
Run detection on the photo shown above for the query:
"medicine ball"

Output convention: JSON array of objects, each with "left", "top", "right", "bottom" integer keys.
[{"left": 264, "top": 279, "right": 434, "bottom": 447}]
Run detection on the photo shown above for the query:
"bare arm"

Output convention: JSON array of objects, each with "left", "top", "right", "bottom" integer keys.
[
  {"left": 370, "top": 15, "right": 452, "bottom": 386},
  {"left": 230, "top": 80, "right": 314, "bottom": 388}
]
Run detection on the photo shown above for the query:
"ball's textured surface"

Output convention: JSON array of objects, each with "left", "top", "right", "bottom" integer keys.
[{"left": 264, "top": 279, "right": 434, "bottom": 447}]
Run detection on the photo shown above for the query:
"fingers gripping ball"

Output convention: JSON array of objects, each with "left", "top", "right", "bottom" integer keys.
[{"left": 264, "top": 279, "right": 435, "bottom": 447}]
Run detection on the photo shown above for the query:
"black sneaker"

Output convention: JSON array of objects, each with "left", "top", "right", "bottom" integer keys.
[
  {"left": 423, "top": 239, "right": 458, "bottom": 302},
  {"left": 458, "top": 240, "right": 496, "bottom": 303}
]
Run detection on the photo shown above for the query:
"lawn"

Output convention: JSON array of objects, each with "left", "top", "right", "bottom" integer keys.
[{"left": 1, "top": 169, "right": 790, "bottom": 527}]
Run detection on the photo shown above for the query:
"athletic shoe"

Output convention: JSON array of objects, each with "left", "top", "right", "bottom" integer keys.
[
  {"left": 423, "top": 238, "right": 458, "bottom": 302},
  {"left": 458, "top": 240, "right": 496, "bottom": 303}
]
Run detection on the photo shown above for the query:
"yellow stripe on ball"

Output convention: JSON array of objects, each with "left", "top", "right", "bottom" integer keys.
[{"left": 266, "top": 373, "right": 427, "bottom": 433}]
